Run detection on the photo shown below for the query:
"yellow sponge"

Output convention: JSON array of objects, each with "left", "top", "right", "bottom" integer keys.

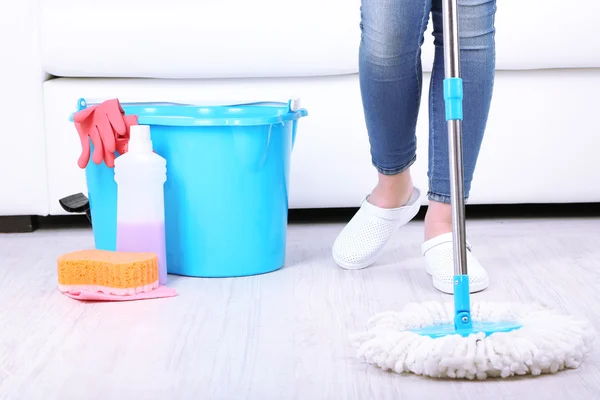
[{"left": 57, "top": 249, "right": 159, "bottom": 295}]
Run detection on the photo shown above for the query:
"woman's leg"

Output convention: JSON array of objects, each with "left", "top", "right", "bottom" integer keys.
[
  {"left": 422, "top": 0, "right": 497, "bottom": 293},
  {"left": 332, "top": 0, "right": 430, "bottom": 270},
  {"left": 359, "top": 0, "right": 431, "bottom": 208}
]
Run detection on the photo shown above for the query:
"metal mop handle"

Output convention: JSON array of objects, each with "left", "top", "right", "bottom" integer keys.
[{"left": 441, "top": 0, "right": 473, "bottom": 331}]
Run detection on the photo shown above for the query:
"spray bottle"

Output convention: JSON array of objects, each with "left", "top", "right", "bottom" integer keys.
[{"left": 114, "top": 125, "right": 168, "bottom": 285}]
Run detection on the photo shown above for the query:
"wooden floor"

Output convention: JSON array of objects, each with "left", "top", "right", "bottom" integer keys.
[{"left": 1, "top": 214, "right": 599, "bottom": 399}]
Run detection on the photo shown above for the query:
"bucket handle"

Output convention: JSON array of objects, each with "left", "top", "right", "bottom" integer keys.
[
  {"left": 236, "top": 99, "right": 303, "bottom": 151},
  {"left": 292, "top": 120, "right": 299, "bottom": 150},
  {"left": 76, "top": 97, "right": 302, "bottom": 150},
  {"left": 76, "top": 98, "right": 302, "bottom": 111},
  {"left": 235, "top": 99, "right": 301, "bottom": 112}
]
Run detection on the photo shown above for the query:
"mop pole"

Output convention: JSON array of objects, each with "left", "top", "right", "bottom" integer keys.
[{"left": 441, "top": 0, "right": 473, "bottom": 331}]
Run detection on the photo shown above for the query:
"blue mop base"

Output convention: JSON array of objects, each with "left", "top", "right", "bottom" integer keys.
[
  {"left": 412, "top": 321, "right": 522, "bottom": 338},
  {"left": 410, "top": 275, "right": 522, "bottom": 338}
]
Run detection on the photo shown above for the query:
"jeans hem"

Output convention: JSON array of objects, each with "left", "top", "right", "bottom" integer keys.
[
  {"left": 373, "top": 155, "right": 417, "bottom": 176},
  {"left": 427, "top": 191, "right": 469, "bottom": 205}
]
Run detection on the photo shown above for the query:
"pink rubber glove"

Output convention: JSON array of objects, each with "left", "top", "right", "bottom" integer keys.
[
  {"left": 115, "top": 114, "right": 139, "bottom": 155},
  {"left": 74, "top": 99, "right": 137, "bottom": 168}
]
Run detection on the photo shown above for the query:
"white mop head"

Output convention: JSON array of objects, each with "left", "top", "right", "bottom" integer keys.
[{"left": 350, "top": 301, "right": 596, "bottom": 380}]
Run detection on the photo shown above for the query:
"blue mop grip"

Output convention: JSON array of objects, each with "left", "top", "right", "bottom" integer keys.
[
  {"left": 443, "top": 78, "right": 463, "bottom": 121},
  {"left": 453, "top": 275, "right": 473, "bottom": 331}
]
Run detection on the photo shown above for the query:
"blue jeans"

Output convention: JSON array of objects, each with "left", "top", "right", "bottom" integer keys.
[{"left": 359, "top": 0, "right": 496, "bottom": 204}]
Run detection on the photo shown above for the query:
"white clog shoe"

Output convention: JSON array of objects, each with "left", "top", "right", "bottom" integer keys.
[
  {"left": 421, "top": 232, "right": 489, "bottom": 294},
  {"left": 332, "top": 188, "right": 422, "bottom": 270}
]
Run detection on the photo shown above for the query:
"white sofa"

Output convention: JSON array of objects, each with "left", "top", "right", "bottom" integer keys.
[{"left": 2, "top": 0, "right": 600, "bottom": 218}]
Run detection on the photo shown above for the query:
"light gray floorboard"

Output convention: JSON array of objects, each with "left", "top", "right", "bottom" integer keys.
[{"left": 1, "top": 216, "right": 599, "bottom": 399}]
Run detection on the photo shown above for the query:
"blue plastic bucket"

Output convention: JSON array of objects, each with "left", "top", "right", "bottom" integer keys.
[{"left": 74, "top": 99, "right": 308, "bottom": 278}]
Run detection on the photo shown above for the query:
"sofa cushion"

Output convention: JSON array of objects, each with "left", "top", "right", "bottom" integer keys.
[{"left": 40, "top": 0, "right": 600, "bottom": 79}]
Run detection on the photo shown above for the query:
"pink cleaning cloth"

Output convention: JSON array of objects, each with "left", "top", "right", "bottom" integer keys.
[{"left": 61, "top": 285, "right": 177, "bottom": 302}]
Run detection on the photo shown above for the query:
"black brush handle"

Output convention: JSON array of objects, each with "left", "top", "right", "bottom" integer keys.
[{"left": 58, "top": 193, "right": 92, "bottom": 224}]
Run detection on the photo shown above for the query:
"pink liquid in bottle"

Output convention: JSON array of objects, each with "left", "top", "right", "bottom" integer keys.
[{"left": 116, "top": 221, "right": 167, "bottom": 285}]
